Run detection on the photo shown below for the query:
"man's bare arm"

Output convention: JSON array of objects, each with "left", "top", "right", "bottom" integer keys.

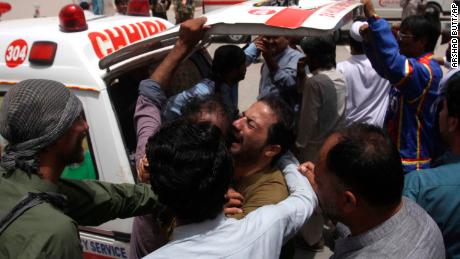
[{"left": 150, "top": 17, "right": 209, "bottom": 88}]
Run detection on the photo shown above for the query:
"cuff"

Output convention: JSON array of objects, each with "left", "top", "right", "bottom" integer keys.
[{"left": 139, "top": 79, "right": 167, "bottom": 110}]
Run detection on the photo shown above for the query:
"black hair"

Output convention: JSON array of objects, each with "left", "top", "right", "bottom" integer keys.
[
  {"left": 327, "top": 123, "right": 404, "bottom": 207},
  {"left": 300, "top": 35, "right": 336, "bottom": 69},
  {"left": 181, "top": 93, "right": 235, "bottom": 145},
  {"left": 146, "top": 120, "right": 233, "bottom": 223},
  {"left": 211, "top": 45, "right": 246, "bottom": 80},
  {"left": 115, "top": 0, "right": 128, "bottom": 4},
  {"left": 79, "top": 1, "right": 90, "bottom": 10},
  {"left": 400, "top": 14, "right": 441, "bottom": 53},
  {"left": 181, "top": 94, "right": 232, "bottom": 121},
  {"left": 258, "top": 95, "right": 296, "bottom": 164},
  {"left": 444, "top": 76, "right": 460, "bottom": 121},
  {"left": 349, "top": 36, "right": 363, "bottom": 54}
]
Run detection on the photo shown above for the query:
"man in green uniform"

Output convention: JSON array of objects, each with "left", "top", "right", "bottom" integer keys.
[{"left": 0, "top": 79, "right": 161, "bottom": 258}]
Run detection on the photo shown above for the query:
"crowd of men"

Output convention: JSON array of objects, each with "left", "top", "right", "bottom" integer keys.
[{"left": 1, "top": 0, "right": 460, "bottom": 258}]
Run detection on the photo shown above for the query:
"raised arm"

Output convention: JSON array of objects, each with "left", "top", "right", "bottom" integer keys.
[
  {"left": 134, "top": 18, "right": 209, "bottom": 165},
  {"left": 360, "top": 0, "right": 436, "bottom": 100},
  {"left": 151, "top": 17, "right": 208, "bottom": 88}
]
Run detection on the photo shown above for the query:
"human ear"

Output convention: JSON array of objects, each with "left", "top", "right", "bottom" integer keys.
[
  {"left": 264, "top": 144, "right": 281, "bottom": 158},
  {"left": 449, "top": 116, "right": 459, "bottom": 133},
  {"left": 342, "top": 191, "right": 357, "bottom": 214}
]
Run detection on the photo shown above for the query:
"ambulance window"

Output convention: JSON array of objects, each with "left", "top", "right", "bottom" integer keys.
[{"left": 107, "top": 50, "right": 211, "bottom": 179}]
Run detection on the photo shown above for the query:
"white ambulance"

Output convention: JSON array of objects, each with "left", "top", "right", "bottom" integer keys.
[
  {"left": 0, "top": 1, "right": 360, "bottom": 258},
  {"left": 203, "top": 0, "right": 452, "bottom": 19}
]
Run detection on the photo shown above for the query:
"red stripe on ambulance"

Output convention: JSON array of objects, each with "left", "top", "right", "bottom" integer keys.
[
  {"left": 88, "top": 20, "right": 167, "bottom": 59},
  {"left": 203, "top": 0, "right": 245, "bottom": 5},
  {"left": 265, "top": 8, "right": 318, "bottom": 29}
]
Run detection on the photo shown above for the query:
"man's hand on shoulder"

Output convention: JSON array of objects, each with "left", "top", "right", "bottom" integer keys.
[
  {"left": 298, "top": 161, "right": 316, "bottom": 191},
  {"left": 224, "top": 187, "right": 244, "bottom": 216}
]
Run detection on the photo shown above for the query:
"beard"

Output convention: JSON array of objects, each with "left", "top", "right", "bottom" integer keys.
[
  {"left": 63, "top": 137, "right": 86, "bottom": 166},
  {"left": 318, "top": 197, "right": 341, "bottom": 223},
  {"left": 232, "top": 143, "right": 266, "bottom": 167}
]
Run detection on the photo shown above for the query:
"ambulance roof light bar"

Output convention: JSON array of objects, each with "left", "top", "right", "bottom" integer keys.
[
  {"left": 59, "top": 4, "right": 88, "bottom": 32},
  {"left": 127, "top": 0, "right": 151, "bottom": 16}
]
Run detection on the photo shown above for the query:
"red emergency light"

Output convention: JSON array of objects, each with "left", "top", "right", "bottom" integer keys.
[
  {"left": 29, "top": 41, "right": 57, "bottom": 66},
  {"left": 59, "top": 4, "right": 88, "bottom": 32},
  {"left": 0, "top": 2, "right": 11, "bottom": 15},
  {"left": 127, "top": 0, "right": 151, "bottom": 16}
]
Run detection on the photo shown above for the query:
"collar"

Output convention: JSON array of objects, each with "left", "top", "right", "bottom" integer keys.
[
  {"left": 234, "top": 166, "right": 278, "bottom": 188},
  {"left": 311, "top": 67, "right": 337, "bottom": 75},
  {"left": 171, "top": 213, "right": 233, "bottom": 241},
  {"left": 417, "top": 52, "right": 434, "bottom": 65},
  {"left": 351, "top": 54, "right": 368, "bottom": 61},
  {"left": 274, "top": 47, "right": 291, "bottom": 61},
  {"left": 2, "top": 169, "right": 59, "bottom": 193},
  {"left": 334, "top": 198, "right": 408, "bottom": 254}
]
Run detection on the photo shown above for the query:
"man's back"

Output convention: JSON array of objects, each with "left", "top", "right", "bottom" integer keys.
[
  {"left": 337, "top": 54, "right": 390, "bottom": 127},
  {"left": 404, "top": 161, "right": 460, "bottom": 258},
  {"left": 332, "top": 197, "right": 445, "bottom": 259},
  {"left": 0, "top": 170, "right": 82, "bottom": 258},
  {"left": 296, "top": 68, "right": 347, "bottom": 163}
]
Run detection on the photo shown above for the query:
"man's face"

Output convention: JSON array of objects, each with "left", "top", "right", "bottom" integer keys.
[
  {"left": 56, "top": 114, "right": 89, "bottom": 165},
  {"left": 397, "top": 28, "right": 425, "bottom": 57},
  {"left": 312, "top": 133, "right": 344, "bottom": 221},
  {"left": 264, "top": 36, "right": 289, "bottom": 56},
  {"left": 231, "top": 101, "right": 277, "bottom": 162},
  {"left": 116, "top": 0, "right": 128, "bottom": 14},
  {"left": 192, "top": 102, "right": 231, "bottom": 136}
]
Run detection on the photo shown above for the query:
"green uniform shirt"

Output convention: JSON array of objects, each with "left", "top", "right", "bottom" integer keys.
[{"left": 0, "top": 169, "right": 159, "bottom": 259}]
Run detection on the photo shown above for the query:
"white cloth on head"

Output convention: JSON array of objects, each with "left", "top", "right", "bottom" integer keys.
[{"left": 350, "top": 21, "right": 368, "bottom": 42}]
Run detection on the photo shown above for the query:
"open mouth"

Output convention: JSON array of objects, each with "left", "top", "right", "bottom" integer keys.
[{"left": 229, "top": 129, "right": 242, "bottom": 147}]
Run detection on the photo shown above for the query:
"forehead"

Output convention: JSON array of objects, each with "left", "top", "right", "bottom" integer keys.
[{"left": 245, "top": 101, "right": 277, "bottom": 126}]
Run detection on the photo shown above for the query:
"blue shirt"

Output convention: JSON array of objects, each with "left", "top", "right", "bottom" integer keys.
[
  {"left": 245, "top": 43, "right": 304, "bottom": 109},
  {"left": 162, "top": 78, "right": 238, "bottom": 122},
  {"left": 403, "top": 158, "right": 460, "bottom": 259},
  {"left": 364, "top": 17, "right": 443, "bottom": 172}
]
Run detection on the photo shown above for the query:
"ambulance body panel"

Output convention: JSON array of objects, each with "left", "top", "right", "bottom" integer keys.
[
  {"left": 203, "top": 0, "right": 451, "bottom": 20},
  {"left": 0, "top": 2, "right": 360, "bottom": 258}
]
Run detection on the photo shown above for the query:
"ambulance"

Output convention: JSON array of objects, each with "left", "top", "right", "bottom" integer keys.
[
  {"left": 203, "top": 0, "right": 452, "bottom": 19},
  {"left": 0, "top": 0, "right": 360, "bottom": 258}
]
